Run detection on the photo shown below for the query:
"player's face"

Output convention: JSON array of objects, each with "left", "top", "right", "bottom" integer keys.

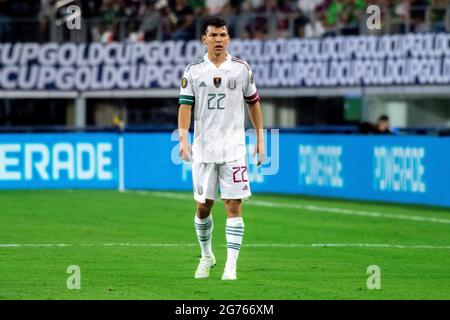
[{"left": 202, "top": 26, "right": 230, "bottom": 57}]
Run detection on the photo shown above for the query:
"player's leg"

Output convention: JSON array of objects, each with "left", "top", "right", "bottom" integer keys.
[
  {"left": 192, "top": 161, "right": 218, "bottom": 278},
  {"left": 195, "top": 199, "right": 215, "bottom": 259},
  {"left": 222, "top": 199, "right": 245, "bottom": 280},
  {"left": 218, "top": 158, "right": 251, "bottom": 280}
]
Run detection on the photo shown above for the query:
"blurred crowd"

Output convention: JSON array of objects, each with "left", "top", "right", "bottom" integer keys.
[
  {"left": 359, "top": 115, "right": 393, "bottom": 134},
  {"left": 0, "top": 0, "right": 447, "bottom": 42}
]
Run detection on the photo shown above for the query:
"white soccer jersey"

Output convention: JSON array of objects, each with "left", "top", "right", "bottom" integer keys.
[{"left": 179, "top": 53, "right": 260, "bottom": 163}]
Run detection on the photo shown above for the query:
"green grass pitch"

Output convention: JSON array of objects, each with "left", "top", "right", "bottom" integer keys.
[{"left": 0, "top": 190, "right": 449, "bottom": 300}]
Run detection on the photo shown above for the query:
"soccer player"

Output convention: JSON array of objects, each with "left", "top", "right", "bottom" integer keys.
[{"left": 178, "top": 16, "right": 265, "bottom": 280}]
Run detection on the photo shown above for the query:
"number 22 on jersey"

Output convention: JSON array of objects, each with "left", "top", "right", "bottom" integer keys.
[{"left": 207, "top": 93, "right": 226, "bottom": 110}]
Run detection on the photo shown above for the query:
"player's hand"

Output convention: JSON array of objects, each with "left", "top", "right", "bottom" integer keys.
[
  {"left": 253, "top": 140, "right": 265, "bottom": 166},
  {"left": 179, "top": 141, "right": 192, "bottom": 162}
]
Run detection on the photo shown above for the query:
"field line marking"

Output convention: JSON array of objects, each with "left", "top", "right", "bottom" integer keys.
[
  {"left": 130, "top": 191, "right": 450, "bottom": 225},
  {"left": 0, "top": 243, "right": 449, "bottom": 250}
]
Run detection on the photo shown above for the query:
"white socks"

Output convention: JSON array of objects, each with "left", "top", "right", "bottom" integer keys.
[
  {"left": 195, "top": 215, "right": 245, "bottom": 268},
  {"left": 225, "top": 217, "right": 245, "bottom": 268},
  {"left": 194, "top": 214, "right": 213, "bottom": 258}
]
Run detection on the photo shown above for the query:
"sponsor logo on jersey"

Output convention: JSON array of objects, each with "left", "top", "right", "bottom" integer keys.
[
  {"left": 242, "top": 184, "right": 249, "bottom": 191},
  {"left": 199, "top": 81, "right": 206, "bottom": 87},
  {"left": 213, "top": 77, "right": 221, "bottom": 88},
  {"left": 227, "top": 78, "right": 237, "bottom": 90},
  {"left": 181, "top": 77, "right": 188, "bottom": 88},
  {"left": 250, "top": 73, "right": 254, "bottom": 84},
  {"left": 197, "top": 185, "right": 203, "bottom": 195}
]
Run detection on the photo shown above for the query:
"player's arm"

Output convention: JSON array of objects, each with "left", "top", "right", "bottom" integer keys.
[
  {"left": 247, "top": 101, "right": 265, "bottom": 166},
  {"left": 178, "top": 104, "right": 192, "bottom": 161},
  {"left": 244, "top": 67, "right": 265, "bottom": 166},
  {"left": 178, "top": 71, "right": 195, "bottom": 161}
]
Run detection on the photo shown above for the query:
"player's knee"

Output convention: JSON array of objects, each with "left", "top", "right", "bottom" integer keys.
[
  {"left": 224, "top": 199, "right": 242, "bottom": 217},
  {"left": 196, "top": 200, "right": 214, "bottom": 218}
]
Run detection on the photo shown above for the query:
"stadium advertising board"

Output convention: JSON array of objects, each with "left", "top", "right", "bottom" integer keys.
[
  {"left": 0, "top": 33, "right": 449, "bottom": 90},
  {"left": 1, "top": 133, "right": 449, "bottom": 207},
  {"left": 121, "top": 133, "right": 450, "bottom": 207},
  {"left": 0, "top": 133, "right": 119, "bottom": 189}
]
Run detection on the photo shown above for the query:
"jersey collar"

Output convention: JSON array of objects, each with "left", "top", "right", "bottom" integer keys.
[{"left": 204, "top": 53, "right": 231, "bottom": 69}]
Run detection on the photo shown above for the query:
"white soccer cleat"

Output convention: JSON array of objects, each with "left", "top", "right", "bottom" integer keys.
[
  {"left": 194, "top": 254, "right": 216, "bottom": 279},
  {"left": 221, "top": 265, "right": 237, "bottom": 280}
]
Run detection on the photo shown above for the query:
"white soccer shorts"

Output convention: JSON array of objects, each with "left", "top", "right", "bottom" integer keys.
[{"left": 192, "top": 157, "right": 251, "bottom": 203}]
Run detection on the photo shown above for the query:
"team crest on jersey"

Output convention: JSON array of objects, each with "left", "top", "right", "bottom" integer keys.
[
  {"left": 227, "top": 78, "right": 237, "bottom": 90},
  {"left": 181, "top": 77, "right": 188, "bottom": 88},
  {"left": 213, "top": 77, "right": 221, "bottom": 88}
]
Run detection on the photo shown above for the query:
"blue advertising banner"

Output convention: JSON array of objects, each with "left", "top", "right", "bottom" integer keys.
[
  {"left": 247, "top": 134, "right": 450, "bottom": 207},
  {"left": 1, "top": 132, "right": 449, "bottom": 207},
  {"left": 123, "top": 133, "right": 192, "bottom": 191},
  {"left": 124, "top": 132, "right": 450, "bottom": 208},
  {"left": 0, "top": 133, "right": 119, "bottom": 189}
]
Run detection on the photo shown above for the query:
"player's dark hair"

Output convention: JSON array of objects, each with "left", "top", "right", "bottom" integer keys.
[
  {"left": 201, "top": 16, "right": 229, "bottom": 36},
  {"left": 378, "top": 115, "right": 389, "bottom": 122}
]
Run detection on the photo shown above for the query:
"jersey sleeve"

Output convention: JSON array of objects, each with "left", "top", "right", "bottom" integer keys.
[
  {"left": 178, "top": 68, "right": 195, "bottom": 106},
  {"left": 243, "top": 68, "right": 260, "bottom": 104}
]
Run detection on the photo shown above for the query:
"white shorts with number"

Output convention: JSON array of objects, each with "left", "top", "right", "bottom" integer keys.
[{"left": 192, "top": 157, "right": 251, "bottom": 203}]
